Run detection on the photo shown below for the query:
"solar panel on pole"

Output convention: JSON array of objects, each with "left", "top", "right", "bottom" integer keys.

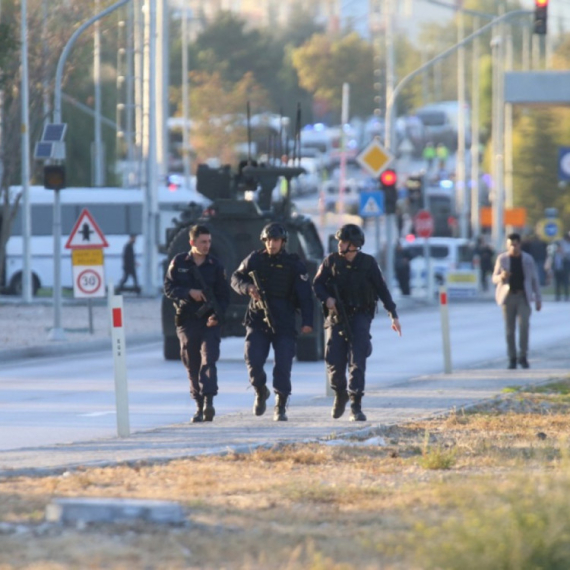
[{"left": 42, "top": 123, "right": 67, "bottom": 142}]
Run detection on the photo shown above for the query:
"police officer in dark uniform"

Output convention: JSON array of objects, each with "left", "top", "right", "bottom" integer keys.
[
  {"left": 164, "top": 225, "right": 230, "bottom": 423},
  {"left": 313, "top": 224, "right": 402, "bottom": 421},
  {"left": 231, "top": 222, "right": 314, "bottom": 421}
]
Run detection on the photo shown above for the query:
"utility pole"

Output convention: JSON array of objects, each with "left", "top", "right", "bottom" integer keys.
[
  {"left": 491, "top": 29, "right": 505, "bottom": 253},
  {"left": 182, "top": 5, "right": 191, "bottom": 188},
  {"left": 94, "top": 0, "right": 104, "bottom": 186},
  {"left": 20, "top": 0, "right": 32, "bottom": 303},
  {"left": 384, "top": 0, "right": 395, "bottom": 292},
  {"left": 143, "top": 0, "right": 158, "bottom": 296},
  {"left": 155, "top": 0, "right": 169, "bottom": 183},
  {"left": 470, "top": 17, "right": 481, "bottom": 238},
  {"left": 504, "top": 27, "right": 514, "bottom": 219},
  {"left": 456, "top": 6, "right": 468, "bottom": 239}
]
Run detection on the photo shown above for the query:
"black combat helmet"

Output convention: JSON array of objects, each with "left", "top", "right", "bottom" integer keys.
[
  {"left": 260, "top": 222, "right": 288, "bottom": 242},
  {"left": 335, "top": 224, "right": 365, "bottom": 247}
]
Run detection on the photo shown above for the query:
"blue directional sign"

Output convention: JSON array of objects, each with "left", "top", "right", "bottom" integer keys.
[
  {"left": 538, "top": 217, "right": 562, "bottom": 241},
  {"left": 558, "top": 147, "right": 570, "bottom": 182},
  {"left": 359, "top": 191, "right": 384, "bottom": 218},
  {"left": 544, "top": 221, "right": 559, "bottom": 237}
]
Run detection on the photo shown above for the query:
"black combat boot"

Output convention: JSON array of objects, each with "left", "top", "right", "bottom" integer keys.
[
  {"left": 203, "top": 395, "right": 215, "bottom": 422},
  {"left": 349, "top": 393, "right": 367, "bottom": 422},
  {"left": 253, "top": 385, "right": 271, "bottom": 416},
  {"left": 191, "top": 397, "right": 204, "bottom": 423},
  {"left": 273, "top": 394, "right": 288, "bottom": 422},
  {"left": 331, "top": 390, "right": 349, "bottom": 419},
  {"left": 508, "top": 358, "right": 517, "bottom": 369}
]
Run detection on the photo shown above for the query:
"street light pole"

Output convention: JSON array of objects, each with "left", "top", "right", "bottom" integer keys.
[
  {"left": 384, "top": 0, "right": 395, "bottom": 293},
  {"left": 51, "top": 0, "right": 132, "bottom": 340}
]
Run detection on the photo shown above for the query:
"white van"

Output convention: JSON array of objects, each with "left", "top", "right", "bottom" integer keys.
[{"left": 2, "top": 185, "right": 208, "bottom": 295}]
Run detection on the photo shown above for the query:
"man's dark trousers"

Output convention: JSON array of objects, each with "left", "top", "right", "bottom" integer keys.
[{"left": 176, "top": 320, "right": 221, "bottom": 398}]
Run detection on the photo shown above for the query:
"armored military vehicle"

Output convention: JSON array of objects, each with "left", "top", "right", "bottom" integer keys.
[{"left": 161, "top": 160, "right": 325, "bottom": 362}]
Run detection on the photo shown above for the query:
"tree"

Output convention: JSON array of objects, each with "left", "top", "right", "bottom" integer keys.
[
  {"left": 512, "top": 109, "right": 566, "bottom": 228},
  {"left": 291, "top": 32, "right": 375, "bottom": 121},
  {"left": 182, "top": 71, "right": 269, "bottom": 166}
]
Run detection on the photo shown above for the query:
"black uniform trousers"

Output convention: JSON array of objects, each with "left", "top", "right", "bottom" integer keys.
[
  {"left": 244, "top": 327, "right": 296, "bottom": 396},
  {"left": 176, "top": 319, "right": 221, "bottom": 399},
  {"left": 325, "top": 312, "right": 372, "bottom": 395}
]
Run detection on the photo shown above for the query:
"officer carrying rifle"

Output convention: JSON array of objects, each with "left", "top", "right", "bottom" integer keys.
[
  {"left": 313, "top": 224, "right": 402, "bottom": 421},
  {"left": 231, "top": 222, "right": 314, "bottom": 421},
  {"left": 164, "top": 225, "right": 230, "bottom": 423}
]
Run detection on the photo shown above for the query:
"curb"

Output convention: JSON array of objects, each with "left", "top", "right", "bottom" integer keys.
[{"left": 0, "top": 333, "right": 162, "bottom": 363}]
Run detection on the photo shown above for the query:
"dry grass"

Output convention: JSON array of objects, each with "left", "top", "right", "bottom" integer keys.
[{"left": 3, "top": 380, "right": 570, "bottom": 569}]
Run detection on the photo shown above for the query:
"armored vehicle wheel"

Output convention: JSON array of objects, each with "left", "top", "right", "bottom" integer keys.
[{"left": 164, "top": 335, "right": 180, "bottom": 360}]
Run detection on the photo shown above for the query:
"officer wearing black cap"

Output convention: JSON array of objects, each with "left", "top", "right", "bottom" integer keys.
[
  {"left": 231, "top": 222, "right": 314, "bottom": 421},
  {"left": 164, "top": 225, "right": 231, "bottom": 423},
  {"left": 313, "top": 223, "right": 402, "bottom": 421}
]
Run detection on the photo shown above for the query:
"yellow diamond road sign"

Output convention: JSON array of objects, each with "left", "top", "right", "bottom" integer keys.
[{"left": 356, "top": 139, "right": 394, "bottom": 177}]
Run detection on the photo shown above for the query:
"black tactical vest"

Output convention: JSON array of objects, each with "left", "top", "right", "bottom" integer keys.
[
  {"left": 256, "top": 250, "right": 296, "bottom": 299},
  {"left": 331, "top": 253, "right": 377, "bottom": 310}
]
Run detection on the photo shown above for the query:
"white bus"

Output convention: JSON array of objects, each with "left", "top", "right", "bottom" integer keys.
[{"left": 3, "top": 184, "right": 207, "bottom": 295}]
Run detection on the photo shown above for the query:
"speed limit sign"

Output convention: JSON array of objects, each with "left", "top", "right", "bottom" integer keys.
[{"left": 72, "top": 265, "right": 105, "bottom": 298}]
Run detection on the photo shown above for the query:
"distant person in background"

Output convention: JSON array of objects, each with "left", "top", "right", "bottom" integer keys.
[
  {"left": 545, "top": 242, "right": 569, "bottom": 301},
  {"left": 394, "top": 243, "right": 411, "bottom": 296},
  {"left": 474, "top": 236, "right": 494, "bottom": 292},
  {"left": 436, "top": 142, "right": 449, "bottom": 170},
  {"left": 117, "top": 234, "right": 140, "bottom": 294},
  {"left": 562, "top": 232, "right": 570, "bottom": 286},
  {"left": 522, "top": 233, "right": 548, "bottom": 286},
  {"left": 422, "top": 141, "right": 436, "bottom": 171},
  {"left": 493, "top": 232, "right": 541, "bottom": 370}
]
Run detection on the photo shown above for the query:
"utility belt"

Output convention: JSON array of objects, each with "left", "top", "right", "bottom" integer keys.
[{"left": 174, "top": 306, "right": 204, "bottom": 326}]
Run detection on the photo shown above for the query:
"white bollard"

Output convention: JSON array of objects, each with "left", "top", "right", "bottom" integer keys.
[
  {"left": 110, "top": 294, "right": 130, "bottom": 437},
  {"left": 439, "top": 286, "right": 452, "bottom": 374}
]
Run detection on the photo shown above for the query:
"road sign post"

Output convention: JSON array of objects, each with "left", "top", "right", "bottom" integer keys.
[
  {"left": 357, "top": 140, "right": 396, "bottom": 287},
  {"left": 360, "top": 191, "right": 384, "bottom": 259},
  {"left": 414, "top": 210, "right": 435, "bottom": 301},
  {"left": 439, "top": 286, "right": 452, "bottom": 374},
  {"left": 110, "top": 294, "right": 130, "bottom": 437}
]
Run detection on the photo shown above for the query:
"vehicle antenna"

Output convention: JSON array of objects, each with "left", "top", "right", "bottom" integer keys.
[{"left": 246, "top": 101, "right": 252, "bottom": 165}]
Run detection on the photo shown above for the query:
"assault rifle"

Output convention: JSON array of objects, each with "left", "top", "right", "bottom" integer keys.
[
  {"left": 330, "top": 283, "right": 353, "bottom": 344},
  {"left": 191, "top": 266, "right": 225, "bottom": 325},
  {"left": 248, "top": 270, "right": 277, "bottom": 334}
]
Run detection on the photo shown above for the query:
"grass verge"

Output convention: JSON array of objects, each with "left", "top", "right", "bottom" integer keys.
[{"left": 2, "top": 378, "right": 570, "bottom": 569}]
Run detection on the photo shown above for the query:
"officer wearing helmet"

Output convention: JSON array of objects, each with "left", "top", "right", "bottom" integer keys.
[
  {"left": 231, "top": 222, "right": 314, "bottom": 421},
  {"left": 313, "top": 223, "right": 402, "bottom": 421}
]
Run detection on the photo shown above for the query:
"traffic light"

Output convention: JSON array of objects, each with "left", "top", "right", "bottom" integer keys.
[
  {"left": 43, "top": 165, "right": 66, "bottom": 190},
  {"left": 406, "top": 174, "right": 424, "bottom": 214},
  {"left": 380, "top": 168, "right": 397, "bottom": 215},
  {"left": 533, "top": 0, "right": 548, "bottom": 35}
]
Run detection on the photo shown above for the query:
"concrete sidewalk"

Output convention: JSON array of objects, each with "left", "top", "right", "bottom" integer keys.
[
  {"left": 1, "top": 294, "right": 567, "bottom": 479},
  {"left": 1, "top": 353, "right": 568, "bottom": 478}
]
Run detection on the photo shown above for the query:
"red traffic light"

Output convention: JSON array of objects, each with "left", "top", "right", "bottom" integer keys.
[{"left": 380, "top": 169, "right": 397, "bottom": 186}]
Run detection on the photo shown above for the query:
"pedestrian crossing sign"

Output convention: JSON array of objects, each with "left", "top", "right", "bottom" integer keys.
[{"left": 359, "top": 191, "right": 384, "bottom": 218}]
